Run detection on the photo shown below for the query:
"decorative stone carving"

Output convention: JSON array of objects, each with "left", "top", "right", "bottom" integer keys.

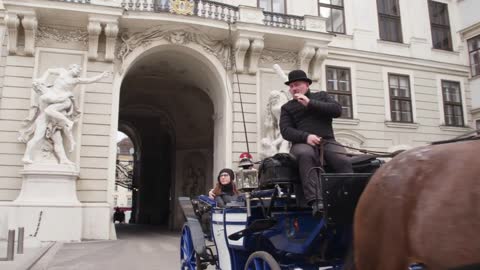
[
  {"left": 105, "top": 23, "right": 119, "bottom": 62},
  {"left": 5, "top": 12, "right": 19, "bottom": 55},
  {"left": 260, "top": 90, "right": 291, "bottom": 158},
  {"left": 297, "top": 44, "right": 315, "bottom": 73},
  {"left": 260, "top": 49, "right": 298, "bottom": 67},
  {"left": 247, "top": 38, "right": 264, "bottom": 74},
  {"left": 22, "top": 14, "right": 38, "bottom": 56},
  {"left": 117, "top": 26, "right": 230, "bottom": 71},
  {"left": 36, "top": 25, "right": 89, "bottom": 48},
  {"left": 297, "top": 43, "right": 329, "bottom": 81},
  {"left": 87, "top": 20, "right": 102, "bottom": 61},
  {"left": 18, "top": 64, "right": 110, "bottom": 165},
  {"left": 170, "top": 0, "right": 194, "bottom": 15},
  {"left": 234, "top": 36, "right": 250, "bottom": 73},
  {"left": 181, "top": 152, "right": 207, "bottom": 197},
  {"left": 311, "top": 46, "right": 328, "bottom": 81}
]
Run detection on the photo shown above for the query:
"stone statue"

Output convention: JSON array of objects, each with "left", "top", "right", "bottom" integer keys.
[
  {"left": 18, "top": 64, "right": 110, "bottom": 165},
  {"left": 260, "top": 89, "right": 291, "bottom": 158}
]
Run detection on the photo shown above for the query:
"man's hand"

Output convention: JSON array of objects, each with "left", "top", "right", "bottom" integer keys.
[
  {"left": 294, "top": 93, "right": 310, "bottom": 107},
  {"left": 306, "top": 134, "right": 322, "bottom": 146},
  {"left": 208, "top": 189, "right": 215, "bottom": 199}
]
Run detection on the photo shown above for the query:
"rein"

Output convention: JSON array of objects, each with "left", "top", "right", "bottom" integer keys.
[{"left": 319, "top": 140, "right": 402, "bottom": 158}]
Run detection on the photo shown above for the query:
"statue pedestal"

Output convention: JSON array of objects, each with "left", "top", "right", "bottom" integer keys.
[{"left": 7, "top": 164, "right": 82, "bottom": 242}]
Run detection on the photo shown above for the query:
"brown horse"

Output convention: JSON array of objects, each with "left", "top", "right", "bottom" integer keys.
[{"left": 352, "top": 139, "right": 480, "bottom": 270}]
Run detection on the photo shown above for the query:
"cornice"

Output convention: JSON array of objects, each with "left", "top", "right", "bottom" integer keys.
[
  {"left": 459, "top": 21, "right": 480, "bottom": 41},
  {"left": 328, "top": 47, "right": 469, "bottom": 75}
]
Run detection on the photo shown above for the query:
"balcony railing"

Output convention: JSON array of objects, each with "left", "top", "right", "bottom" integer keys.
[
  {"left": 263, "top": 11, "right": 305, "bottom": 30},
  {"left": 121, "top": 0, "right": 239, "bottom": 23},
  {"left": 55, "top": 0, "right": 312, "bottom": 31}
]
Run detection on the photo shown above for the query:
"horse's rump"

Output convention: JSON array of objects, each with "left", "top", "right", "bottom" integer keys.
[{"left": 353, "top": 140, "right": 480, "bottom": 270}]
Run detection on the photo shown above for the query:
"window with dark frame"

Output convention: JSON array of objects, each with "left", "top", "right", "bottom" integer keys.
[
  {"left": 428, "top": 1, "right": 453, "bottom": 51},
  {"left": 388, "top": 74, "right": 413, "bottom": 123},
  {"left": 476, "top": 119, "right": 480, "bottom": 135},
  {"left": 442, "top": 80, "right": 464, "bottom": 127},
  {"left": 318, "top": 0, "right": 345, "bottom": 34},
  {"left": 468, "top": 35, "right": 480, "bottom": 77},
  {"left": 326, "top": 66, "right": 353, "bottom": 119},
  {"left": 258, "top": 0, "right": 285, "bottom": 13},
  {"left": 377, "top": 0, "right": 403, "bottom": 43}
]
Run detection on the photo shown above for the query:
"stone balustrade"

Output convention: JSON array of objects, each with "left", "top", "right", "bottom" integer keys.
[{"left": 54, "top": 0, "right": 325, "bottom": 32}]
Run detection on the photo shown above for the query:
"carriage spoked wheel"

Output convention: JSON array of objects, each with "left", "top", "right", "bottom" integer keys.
[
  {"left": 180, "top": 224, "right": 197, "bottom": 270},
  {"left": 244, "top": 251, "right": 281, "bottom": 270}
]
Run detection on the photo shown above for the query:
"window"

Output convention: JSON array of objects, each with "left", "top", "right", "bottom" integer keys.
[
  {"left": 113, "top": 197, "right": 118, "bottom": 206},
  {"left": 115, "top": 184, "right": 118, "bottom": 191},
  {"left": 318, "top": 0, "right": 345, "bottom": 34},
  {"left": 442, "top": 80, "right": 464, "bottom": 126},
  {"left": 476, "top": 120, "right": 480, "bottom": 135},
  {"left": 428, "top": 1, "right": 452, "bottom": 51},
  {"left": 258, "top": 0, "right": 285, "bottom": 13},
  {"left": 326, "top": 66, "right": 352, "bottom": 118},
  {"left": 468, "top": 36, "right": 480, "bottom": 77},
  {"left": 127, "top": 197, "right": 132, "bottom": 207},
  {"left": 377, "top": 0, "right": 403, "bottom": 42},
  {"left": 388, "top": 74, "right": 412, "bottom": 123}
]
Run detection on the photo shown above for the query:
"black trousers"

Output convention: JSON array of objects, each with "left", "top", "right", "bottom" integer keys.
[{"left": 290, "top": 140, "right": 353, "bottom": 204}]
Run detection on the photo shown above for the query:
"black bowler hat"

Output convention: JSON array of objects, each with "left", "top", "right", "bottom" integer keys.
[{"left": 284, "top": 69, "right": 312, "bottom": 86}]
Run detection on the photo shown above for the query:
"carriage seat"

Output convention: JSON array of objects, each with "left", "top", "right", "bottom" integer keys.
[{"left": 258, "top": 153, "right": 383, "bottom": 189}]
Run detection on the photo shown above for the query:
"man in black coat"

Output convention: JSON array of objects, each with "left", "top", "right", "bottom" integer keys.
[{"left": 279, "top": 69, "right": 353, "bottom": 215}]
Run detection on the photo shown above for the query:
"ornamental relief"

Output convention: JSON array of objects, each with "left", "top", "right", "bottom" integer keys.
[
  {"left": 117, "top": 26, "right": 231, "bottom": 70},
  {"left": 260, "top": 49, "right": 298, "bottom": 68},
  {"left": 36, "top": 25, "right": 88, "bottom": 48}
]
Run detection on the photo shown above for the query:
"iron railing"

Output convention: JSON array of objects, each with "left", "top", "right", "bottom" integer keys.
[
  {"left": 263, "top": 11, "right": 305, "bottom": 30},
  {"left": 121, "top": 0, "right": 239, "bottom": 23}
]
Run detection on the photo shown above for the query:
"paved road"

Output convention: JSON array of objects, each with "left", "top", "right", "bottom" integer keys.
[{"left": 45, "top": 224, "right": 181, "bottom": 270}]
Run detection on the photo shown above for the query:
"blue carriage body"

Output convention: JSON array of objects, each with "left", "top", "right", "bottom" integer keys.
[{"left": 179, "top": 172, "right": 376, "bottom": 270}]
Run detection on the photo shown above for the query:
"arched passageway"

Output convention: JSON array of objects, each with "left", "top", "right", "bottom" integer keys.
[{"left": 115, "top": 43, "right": 230, "bottom": 229}]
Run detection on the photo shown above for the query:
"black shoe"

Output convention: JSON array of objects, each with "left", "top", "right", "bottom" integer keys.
[{"left": 311, "top": 200, "right": 324, "bottom": 216}]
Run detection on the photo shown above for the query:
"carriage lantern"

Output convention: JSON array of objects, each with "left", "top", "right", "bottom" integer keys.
[{"left": 235, "top": 152, "right": 258, "bottom": 192}]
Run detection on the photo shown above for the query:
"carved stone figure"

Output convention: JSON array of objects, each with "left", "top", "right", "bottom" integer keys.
[
  {"left": 18, "top": 64, "right": 110, "bottom": 165},
  {"left": 260, "top": 90, "right": 291, "bottom": 158},
  {"left": 117, "top": 26, "right": 230, "bottom": 70}
]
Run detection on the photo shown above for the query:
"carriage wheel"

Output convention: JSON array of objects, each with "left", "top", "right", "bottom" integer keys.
[
  {"left": 180, "top": 223, "right": 197, "bottom": 270},
  {"left": 244, "top": 251, "right": 281, "bottom": 270}
]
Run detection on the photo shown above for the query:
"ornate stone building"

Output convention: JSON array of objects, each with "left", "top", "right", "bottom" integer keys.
[{"left": 0, "top": 0, "right": 477, "bottom": 240}]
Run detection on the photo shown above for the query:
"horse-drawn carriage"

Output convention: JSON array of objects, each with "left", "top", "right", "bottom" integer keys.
[{"left": 179, "top": 152, "right": 383, "bottom": 270}]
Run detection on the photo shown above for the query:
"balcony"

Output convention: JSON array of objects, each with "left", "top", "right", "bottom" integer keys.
[
  {"left": 119, "top": 0, "right": 315, "bottom": 31},
  {"left": 121, "top": 0, "right": 239, "bottom": 23}
]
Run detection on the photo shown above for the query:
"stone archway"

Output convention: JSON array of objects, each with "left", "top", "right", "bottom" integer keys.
[{"left": 110, "top": 40, "right": 231, "bottom": 229}]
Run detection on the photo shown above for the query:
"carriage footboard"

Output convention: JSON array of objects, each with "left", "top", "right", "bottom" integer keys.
[{"left": 320, "top": 173, "right": 372, "bottom": 225}]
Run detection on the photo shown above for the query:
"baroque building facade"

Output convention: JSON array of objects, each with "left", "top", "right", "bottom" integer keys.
[{"left": 0, "top": 0, "right": 477, "bottom": 240}]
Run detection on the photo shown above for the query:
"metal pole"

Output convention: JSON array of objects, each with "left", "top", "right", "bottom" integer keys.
[
  {"left": 6, "top": 229, "right": 15, "bottom": 261},
  {"left": 17, "top": 227, "right": 24, "bottom": 254},
  {"left": 245, "top": 192, "right": 251, "bottom": 217}
]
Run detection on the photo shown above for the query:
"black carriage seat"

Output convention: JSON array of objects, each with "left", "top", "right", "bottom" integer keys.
[{"left": 258, "top": 153, "right": 299, "bottom": 189}]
